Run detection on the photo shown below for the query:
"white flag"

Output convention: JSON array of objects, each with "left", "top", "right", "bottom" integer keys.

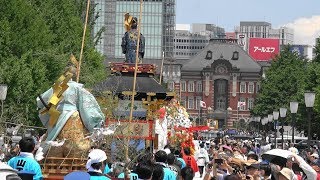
[
  {"left": 200, "top": 100, "right": 206, "bottom": 108},
  {"left": 237, "top": 101, "right": 246, "bottom": 108}
]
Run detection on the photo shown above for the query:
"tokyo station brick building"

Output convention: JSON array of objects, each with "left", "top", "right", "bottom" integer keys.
[{"left": 162, "top": 39, "right": 262, "bottom": 128}]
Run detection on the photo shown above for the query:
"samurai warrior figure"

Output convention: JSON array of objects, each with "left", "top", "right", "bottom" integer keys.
[{"left": 121, "top": 14, "right": 145, "bottom": 63}]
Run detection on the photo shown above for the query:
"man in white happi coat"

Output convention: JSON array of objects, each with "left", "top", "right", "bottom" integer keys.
[{"left": 155, "top": 107, "right": 168, "bottom": 151}]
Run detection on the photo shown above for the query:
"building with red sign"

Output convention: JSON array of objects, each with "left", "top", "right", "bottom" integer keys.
[
  {"left": 163, "top": 39, "right": 262, "bottom": 128},
  {"left": 248, "top": 38, "right": 280, "bottom": 61},
  {"left": 235, "top": 21, "right": 294, "bottom": 54}
]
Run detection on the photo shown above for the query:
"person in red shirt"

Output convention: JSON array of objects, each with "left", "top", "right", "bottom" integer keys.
[
  {"left": 182, "top": 147, "right": 199, "bottom": 173},
  {"left": 310, "top": 161, "right": 320, "bottom": 180}
]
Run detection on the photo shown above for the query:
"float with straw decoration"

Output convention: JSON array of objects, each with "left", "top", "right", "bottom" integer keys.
[{"left": 165, "top": 99, "right": 196, "bottom": 155}]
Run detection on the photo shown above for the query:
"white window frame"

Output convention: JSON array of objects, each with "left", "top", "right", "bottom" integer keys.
[
  {"left": 188, "top": 81, "right": 194, "bottom": 92},
  {"left": 248, "top": 98, "right": 254, "bottom": 110},
  {"left": 195, "top": 97, "right": 202, "bottom": 110},
  {"left": 248, "top": 82, "right": 254, "bottom": 93},
  {"left": 188, "top": 97, "right": 194, "bottom": 109},
  {"left": 180, "top": 96, "right": 186, "bottom": 107},
  {"left": 168, "top": 81, "right": 174, "bottom": 91},
  {"left": 240, "top": 82, "right": 246, "bottom": 93},
  {"left": 196, "top": 81, "right": 202, "bottom": 92},
  {"left": 256, "top": 82, "right": 261, "bottom": 93},
  {"left": 239, "top": 97, "right": 246, "bottom": 111},
  {"left": 181, "top": 81, "right": 186, "bottom": 92}
]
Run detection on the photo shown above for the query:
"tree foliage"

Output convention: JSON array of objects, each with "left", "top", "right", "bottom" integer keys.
[
  {"left": 0, "top": 0, "right": 106, "bottom": 126},
  {"left": 252, "top": 43, "right": 320, "bottom": 138},
  {"left": 253, "top": 47, "right": 307, "bottom": 116}
]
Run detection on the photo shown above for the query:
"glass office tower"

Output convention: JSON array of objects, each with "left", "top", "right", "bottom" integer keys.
[{"left": 93, "top": 0, "right": 175, "bottom": 60}]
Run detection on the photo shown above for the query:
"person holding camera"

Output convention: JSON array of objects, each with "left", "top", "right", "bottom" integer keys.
[
  {"left": 203, "top": 161, "right": 218, "bottom": 180},
  {"left": 203, "top": 158, "right": 233, "bottom": 180}
]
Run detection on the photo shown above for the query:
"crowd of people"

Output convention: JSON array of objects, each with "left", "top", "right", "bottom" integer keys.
[{"left": 1, "top": 134, "right": 320, "bottom": 180}]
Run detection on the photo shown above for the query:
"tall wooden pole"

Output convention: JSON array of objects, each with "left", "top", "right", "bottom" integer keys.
[
  {"left": 125, "top": 0, "right": 143, "bottom": 178},
  {"left": 76, "top": 0, "right": 90, "bottom": 82},
  {"left": 159, "top": 51, "right": 164, "bottom": 84}
]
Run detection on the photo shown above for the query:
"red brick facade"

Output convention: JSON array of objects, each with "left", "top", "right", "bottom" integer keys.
[{"left": 165, "top": 39, "right": 262, "bottom": 128}]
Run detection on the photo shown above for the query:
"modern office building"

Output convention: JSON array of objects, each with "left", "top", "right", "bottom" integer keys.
[
  {"left": 173, "top": 24, "right": 225, "bottom": 59},
  {"left": 269, "top": 27, "right": 294, "bottom": 45},
  {"left": 236, "top": 21, "right": 272, "bottom": 39},
  {"left": 235, "top": 21, "right": 294, "bottom": 50},
  {"left": 191, "top": 23, "right": 225, "bottom": 38},
  {"left": 93, "top": 0, "right": 175, "bottom": 61},
  {"left": 174, "top": 30, "right": 209, "bottom": 59},
  {"left": 284, "top": 44, "right": 314, "bottom": 60}
]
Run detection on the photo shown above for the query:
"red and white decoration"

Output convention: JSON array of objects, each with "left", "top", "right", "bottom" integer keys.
[{"left": 200, "top": 100, "right": 206, "bottom": 108}]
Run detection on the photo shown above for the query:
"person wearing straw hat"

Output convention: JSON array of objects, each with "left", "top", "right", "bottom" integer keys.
[
  {"left": 244, "top": 159, "right": 260, "bottom": 180},
  {"left": 278, "top": 167, "right": 294, "bottom": 180},
  {"left": 86, "top": 149, "right": 110, "bottom": 180}
]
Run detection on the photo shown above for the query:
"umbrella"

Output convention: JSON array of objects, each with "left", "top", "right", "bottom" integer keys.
[
  {"left": 261, "top": 149, "right": 294, "bottom": 166},
  {"left": 222, "top": 145, "right": 233, "bottom": 152},
  {"left": 64, "top": 171, "right": 90, "bottom": 180}
]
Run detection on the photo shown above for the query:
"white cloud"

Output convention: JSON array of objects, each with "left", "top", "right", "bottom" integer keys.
[{"left": 284, "top": 16, "right": 320, "bottom": 46}]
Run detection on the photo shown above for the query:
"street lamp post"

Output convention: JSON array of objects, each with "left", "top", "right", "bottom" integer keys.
[
  {"left": 279, "top": 107, "right": 287, "bottom": 149},
  {"left": 268, "top": 114, "right": 273, "bottom": 133},
  {"left": 207, "top": 107, "right": 213, "bottom": 127},
  {"left": 264, "top": 117, "right": 269, "bottom": 132},
  {"left": 226, "top": 107, "right": 232, "bottom": 130},
  {"left": 273, "top": 111, "right": 279, "bottom": 148},
  {"left": 0, "top": 84, "right": 8, "bottom": 120},
  {"left": 304, "top": 91, "right": 315, "bottom": 146},
  {"left": 290, "top": 101, "right": 299, "bottom": 143},
  {"left": 262, "top": 117, "right": 268, "bottom": 140},
  {"left": 256, "top": 116, "right": 261, "bottom": 134}
]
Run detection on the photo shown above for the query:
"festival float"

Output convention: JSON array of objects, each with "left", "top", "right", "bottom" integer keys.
[
  {"left": 31, "top": 0, "right": 208, "bottom": 178},
  {"left": 35, "top": 3, "right": 178, "bottom": 178}
]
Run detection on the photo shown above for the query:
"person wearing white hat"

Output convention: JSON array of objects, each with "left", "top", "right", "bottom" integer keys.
[
  {"left": 86, "top": 149, "right": 110, "bottom": 180},
  {"left": 311, "top": 153, "right": 319, "bottom": 159},
  {"left": 309, "top": 153, "right": 320, "bottom": 164}
]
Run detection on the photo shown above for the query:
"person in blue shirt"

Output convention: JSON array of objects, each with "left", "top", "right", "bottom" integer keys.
[
  {"left": 86, "top": 149, "right": 111, "bottom": 180},
  {"left": 174, "top": 148, "right": 186, "bottom": 169},
  {"left": 103, "top": 163, "right": 111, "bottom": 174},
  {"left": 154, "top": 150, "right": 176, "bottom": 180},
  {"left": 135, "top": 163, "right": 153, "bottom": 180},
  {"left": 117, "top": 171, "right": 138, "bottom": 180},
  {"left": 8, "top": 137, "right": 43, "bottom": 180}
]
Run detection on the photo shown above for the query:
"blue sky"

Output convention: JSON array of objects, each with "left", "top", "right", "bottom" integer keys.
[
  {"left": 176, "top": 0, "right": 319, "bottom": 30},
  {"left": 176, "top": 0, "right": 320, "bottom": 45}
]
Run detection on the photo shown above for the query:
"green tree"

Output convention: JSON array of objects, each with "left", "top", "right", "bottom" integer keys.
[
  {"left": 313, "top": 38, "right": 320, "bottom": 63},
  {"left": 0, "top": 0, "right": 106, "bottom": 126},
  {"left": 252, "top": 47, "right": 307, "bottom": 128},
  {"left": 300, "top": 38, "right": 320, "bottom": 138}
]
